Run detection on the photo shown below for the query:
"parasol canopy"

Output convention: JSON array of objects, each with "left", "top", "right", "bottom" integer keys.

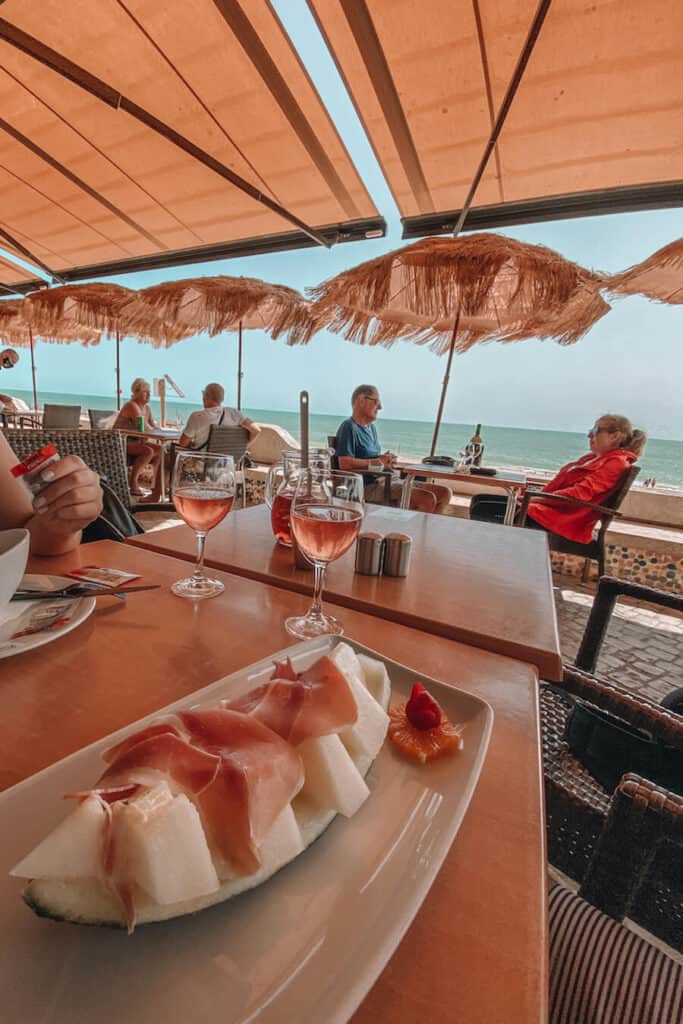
[
  {"left": 128, "top": 276, "right": 314, "bottom": 408},
  {"left": 308, "top": 233, "right": 609, "bottom": 454},
  {"left": 606, "top": 238, "right": 683, "bottom": 305}
]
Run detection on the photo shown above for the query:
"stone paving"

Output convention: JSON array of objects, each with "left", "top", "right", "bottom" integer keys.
[
  {"left": 552, "top": 575, "right": 682, "bottom": 703},
  {"left": 136, "top": 511, "right": 682, "bottom": 704}
]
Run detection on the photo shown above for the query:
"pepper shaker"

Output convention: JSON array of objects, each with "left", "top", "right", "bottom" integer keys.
[
  {"left": 355, "top": 532, "right": 384, "bottom": 575},
  {"left": 382, "top": 533, "right": 412, "bottom": 577}
]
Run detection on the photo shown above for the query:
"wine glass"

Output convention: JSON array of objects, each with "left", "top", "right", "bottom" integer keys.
[
  {"left": 171, "top": 451, "right": 236, "bottom": 599},
  {"left": 285, "top": 468, "right": 364, "bottom": 638}
]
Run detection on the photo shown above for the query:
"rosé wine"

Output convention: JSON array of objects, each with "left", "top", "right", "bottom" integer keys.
[
  {"left": 173, "top": 488, "right": 234, "bottom": 532},
  {"left": 291, "top": 504, "right": 362, "bottom": 564},
  {"left": 270, "top": 493, "right": 293, "bottom": 547}
]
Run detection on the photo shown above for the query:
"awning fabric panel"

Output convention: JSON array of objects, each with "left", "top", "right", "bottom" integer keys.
[
  {"left": 0, "top": 0, "right": 378, "bottom": 281},
  {"left": 309, "top": 0, "right": 683, "bottom": 220}
]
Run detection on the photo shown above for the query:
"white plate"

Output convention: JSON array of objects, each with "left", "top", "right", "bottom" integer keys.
[
  {"left": 0, "top": 636, "right": 493, "bottom": 1024},
  {"left": 0, "top": 575, "right": 96, "bottom": 660}
]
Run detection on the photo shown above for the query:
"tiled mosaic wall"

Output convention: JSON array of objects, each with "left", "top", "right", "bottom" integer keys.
[{"left": 550, "top": 546, "right": 682, "bottom": 593}]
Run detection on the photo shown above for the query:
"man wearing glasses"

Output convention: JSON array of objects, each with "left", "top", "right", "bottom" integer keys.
[{"left": 334, "top": 384, "right": 451, "bottom": 512}]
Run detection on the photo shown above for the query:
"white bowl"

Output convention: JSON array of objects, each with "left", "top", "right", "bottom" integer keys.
[{"left": 0, "top": 529, "right": 30, "bottom": 612}]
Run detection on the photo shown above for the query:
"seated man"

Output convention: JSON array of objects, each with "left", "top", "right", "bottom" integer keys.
[
  {"left": 178, "top": 383, "right": 260, "bottom": 451},
  {"left": 334, "top": 385, "right": 451, "bottom": 513}
]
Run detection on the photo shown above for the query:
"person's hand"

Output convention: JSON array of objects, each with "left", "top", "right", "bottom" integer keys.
[
  {"left": 31, "top": 456, "right": 103, "bottom": 533},
  {"left": 379, "top": 451, "right": 396, "bottom": 469}
]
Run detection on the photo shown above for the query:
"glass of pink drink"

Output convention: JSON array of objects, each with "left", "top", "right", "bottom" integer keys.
[
  {"left": 171, "top": 451, "right": 236, "bottom": 599},
  {"left": 285, "top": 468, "right": 364, "bottom": 638}
]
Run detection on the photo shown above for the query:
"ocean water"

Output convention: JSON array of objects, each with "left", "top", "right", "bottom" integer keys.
[{"left": 7, "top": 388, "right": 683, "bottom": 487}]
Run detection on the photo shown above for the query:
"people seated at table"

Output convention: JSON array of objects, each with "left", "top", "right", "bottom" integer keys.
[
  {"left": 334, "top": 385, "right": 452, "bottom": 513},
  {"left": 0, "top": 432, "right": 103, "bottom": 555},
  {"left": 178, "top": 382, "right": 260, "bottom": 450},
  {"left": 469, "top": 414, "right": 646, "bottom": 542},
  {"left": 113, "top": 378, "right": 161, "bottom": 499},
  {"left": 0, "top": 347, "right": 21, "bottom": 411}
]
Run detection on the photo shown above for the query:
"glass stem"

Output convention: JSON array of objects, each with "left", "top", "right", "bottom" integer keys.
[
  {"left": 193, "top": 530, "right": 207, "bottom": 584},
  {"left": 309, "top": 561, "right": 326, "bottom": 619}
]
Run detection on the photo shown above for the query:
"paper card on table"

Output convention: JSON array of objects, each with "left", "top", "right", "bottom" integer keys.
[{"left": 64, "top": 566, "right": 141, "bottom": 587}]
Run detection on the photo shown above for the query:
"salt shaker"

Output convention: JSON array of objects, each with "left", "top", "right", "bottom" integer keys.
[
  {"left": 382, "top": 532, "right": 412, "bottom": 577},
  {"left": 354, "top": 532, "right": 384, "bottom": 575}
]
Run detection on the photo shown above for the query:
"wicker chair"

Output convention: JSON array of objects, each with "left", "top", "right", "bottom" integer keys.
[
  {"left": 88, "top": 409, "right": 115, "bottom": 429},
  {"left": 3, "top": 427, "right": 131, "bottom": 508},
  {"left": 542, "top": 666, "right": 683, "bottom": 950},
  {"left": 517, "top": 465, "right": 640, "bottom": 578}
]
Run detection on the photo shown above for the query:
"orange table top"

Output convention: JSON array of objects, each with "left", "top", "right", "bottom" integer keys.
[
  {"left": 128, "top": 504, "right": 562, "bottom": 680},
  {"left": 3, "top": 541, "right": 547, "bottom": 1024}
]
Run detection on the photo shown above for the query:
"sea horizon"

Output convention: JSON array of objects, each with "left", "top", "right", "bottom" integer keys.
[{"left": 9, "top": 387, "right": 683, "bottom": 489}]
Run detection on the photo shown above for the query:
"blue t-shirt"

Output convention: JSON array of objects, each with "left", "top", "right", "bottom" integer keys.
[{"left": 334, "top": 417, "right": 381, "bottom": 481}]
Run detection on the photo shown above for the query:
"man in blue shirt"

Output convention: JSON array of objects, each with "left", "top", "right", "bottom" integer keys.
[{"left": 334, "top": 385, "right": 451, "bottom": 512}]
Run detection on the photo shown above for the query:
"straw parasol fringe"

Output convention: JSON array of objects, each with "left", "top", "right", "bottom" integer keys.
[
  {"left": 606, "top": 237, "right": 683, "bottom": 304},
  {"left": 307, "top": 233, "right": 607, "bottom": 349}
]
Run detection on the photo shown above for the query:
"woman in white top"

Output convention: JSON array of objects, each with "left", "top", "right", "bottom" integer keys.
[{"left": 178, "top": 383, "right": 260, "bottom": 450}]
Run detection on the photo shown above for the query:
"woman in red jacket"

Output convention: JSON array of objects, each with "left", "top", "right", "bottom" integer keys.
[{"left": 470, "top": 414, "right": 646, "bottom": 542}]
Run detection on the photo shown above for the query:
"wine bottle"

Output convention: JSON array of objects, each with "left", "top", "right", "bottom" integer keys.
[{"left": 469, "top": 423, "right": 484, "bottom": 466}]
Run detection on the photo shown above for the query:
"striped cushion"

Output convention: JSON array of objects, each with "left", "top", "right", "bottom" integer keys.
[{"left": 549, "top": 882, "right": 682, "bottom": 1023}]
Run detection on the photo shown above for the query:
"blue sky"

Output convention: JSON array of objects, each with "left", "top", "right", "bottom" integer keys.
[{"left": 3, "top": 0, "right": 682, "bottom": 440}]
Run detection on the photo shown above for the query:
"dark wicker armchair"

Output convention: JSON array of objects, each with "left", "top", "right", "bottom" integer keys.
[
  {"left": 542, "top": 666, "right": 683, "bottom": 950},
  {"left": 517, "top": 465, "right": 639, "bottom": 577}
]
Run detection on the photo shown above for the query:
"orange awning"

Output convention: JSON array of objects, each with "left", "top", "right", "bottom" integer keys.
[
  {"left": 309, "top": 0, "right": 683, "bottom": 235},
  {"left": 0, "top": 0, "right": 383, "bottom": 294}
]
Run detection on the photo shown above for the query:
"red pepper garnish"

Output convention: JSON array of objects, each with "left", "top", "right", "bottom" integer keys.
[{"left": 405, "top": 683, "right": 442, "bottom": 731}]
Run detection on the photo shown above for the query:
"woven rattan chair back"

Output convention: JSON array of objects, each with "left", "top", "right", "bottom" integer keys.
[
  {"left": 206, "top": 425, "right": 250, "bottom": 462},
  {"left": 3, "top": 427, "right": 131, "bottom": 508},
  {"left": 88, "top": 409, "right": 114, "bottom": 430},
  {"left": 42, "top": 404, "right": 82, "bottom": 429}
]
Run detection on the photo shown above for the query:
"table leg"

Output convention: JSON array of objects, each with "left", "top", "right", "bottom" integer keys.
[
  {"left": 400, "top": 475, "right": 414, "bottom": 510},
  {"left": 503, "top": 487, "right": 518, "bottom": 526}
]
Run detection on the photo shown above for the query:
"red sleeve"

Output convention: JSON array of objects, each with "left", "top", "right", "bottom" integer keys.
[{"left": 551, "top": 455, "right": 628, "bottom": 504}]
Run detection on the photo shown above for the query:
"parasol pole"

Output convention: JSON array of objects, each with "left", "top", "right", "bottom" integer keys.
[
  {"left": 237, "top": 320, "right": 243, "bottom": 410},
  {"left": 115, "top": 328, "right": 121, "bottom": 410},
  {"left": 300, "top": 390, "right": 309, "bottom": 469},
  {"left": 29, "top": 326, "right": 38, "bottom": 412},
  {"left": 429, "top": 310, "right": 461, "bottom": 457}
]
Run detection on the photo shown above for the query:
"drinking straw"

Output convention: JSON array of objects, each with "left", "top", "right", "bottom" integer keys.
[{"left": 300, "top": 390, "right": 309, "bottom": 469}]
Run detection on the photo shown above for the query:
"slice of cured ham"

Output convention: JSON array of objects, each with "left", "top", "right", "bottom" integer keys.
[{"left": 224, "top": 655, "right": 358, "bottom": 745}]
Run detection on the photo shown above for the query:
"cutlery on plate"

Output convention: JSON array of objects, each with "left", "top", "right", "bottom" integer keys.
[{"left": 11, "top": 585, "right": 161, "bottom": 602}]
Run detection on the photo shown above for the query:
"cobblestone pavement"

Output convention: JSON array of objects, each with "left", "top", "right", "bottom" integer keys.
[
  {"left": 553, "top": 575, "right": 682, "bottom": 703},
  {"left": 136, "top": 512, "right": 681, "bottom": 704}
]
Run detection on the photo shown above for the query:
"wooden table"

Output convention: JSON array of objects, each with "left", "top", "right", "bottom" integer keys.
[
  {"left": 2, "top": 541, "right": 546, "bottom": 1023},
  {"left": 128, "top": 504, "right": 562, "bottom": 680},
  {"left": 399, "top": 463, "right": 527, "bottom": 523}
]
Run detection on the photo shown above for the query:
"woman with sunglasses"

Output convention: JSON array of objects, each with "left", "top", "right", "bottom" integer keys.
[{"left": 470, "top": 414, "right": 647, "bottom": 542}]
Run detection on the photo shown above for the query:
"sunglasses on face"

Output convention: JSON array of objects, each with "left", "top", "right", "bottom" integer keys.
[{"left": 588, "top": 427, "right": 610, "bottom": 436}]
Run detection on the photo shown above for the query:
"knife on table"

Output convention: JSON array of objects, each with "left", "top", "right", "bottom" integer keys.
[{"left": 11, "top": 585, "right": 161, "bottom": 602}]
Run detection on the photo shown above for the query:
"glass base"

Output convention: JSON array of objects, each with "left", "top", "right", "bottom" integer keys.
[
  {"left": 171, "top": 576, "right": 224, "bottom": 600},
  {"left": 285, "top": 611, "right": 344, "bottom": 639}
]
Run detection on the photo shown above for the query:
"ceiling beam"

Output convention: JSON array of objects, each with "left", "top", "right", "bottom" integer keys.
[
  {"left": 0, "top": 17, "right": 332, "bottom": 249},
  {"left": 0, "top": 222, "right": 60, "bottom": 280}
]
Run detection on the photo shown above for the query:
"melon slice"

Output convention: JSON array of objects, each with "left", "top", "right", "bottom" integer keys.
[
  {"left": 356, "top": 653, "right": 392, "bottom": 708},
  {"left": 329, "top": 644, "right": 389, "bottom": 760},
  {"left": 124, "top": 784, "right": 220, "bottom": 904},
  {"left": 297, "top": 733, "right": 370, "bottom": 817},
  {"left": 10, "top": 795, "right": 106, "bottom": 881}
]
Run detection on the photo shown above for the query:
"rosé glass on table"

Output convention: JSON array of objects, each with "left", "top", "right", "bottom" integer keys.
[
  {"left": 285, "top": 468, "right": 364, "bottom": 638},
  {"left": 171, "top": 451, "right": 236, "bottom": 599}
]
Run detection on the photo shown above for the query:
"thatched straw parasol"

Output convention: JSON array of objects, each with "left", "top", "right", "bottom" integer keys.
[
  {"left": 23, "top": 283, "right": 188, "bottom": 409},
  {"left": 128, "top": 276, "right": 314, "bottom": 409},
  {"left": 0, "top": 298, "right": 100, "bottom": 410},
  {"left": 606, "top": 237, "right": 683, "bottom": 304},
  {"left": 308, "top": 233, "right": 609, "bottom": 455}
]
